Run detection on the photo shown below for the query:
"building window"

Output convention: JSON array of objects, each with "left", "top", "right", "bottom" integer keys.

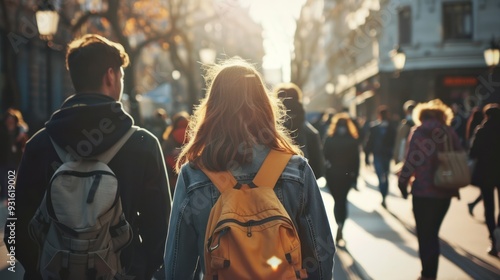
[
  {"left": 443, "top": 2, "right": 472, "bottom": 40},
  {"left": 398, "top": 7, "right": 411, "bottom": 45}
]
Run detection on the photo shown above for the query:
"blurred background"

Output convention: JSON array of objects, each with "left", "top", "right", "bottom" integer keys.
[{"left": 0, "top": 0, "right": 499, "bottom": 133}]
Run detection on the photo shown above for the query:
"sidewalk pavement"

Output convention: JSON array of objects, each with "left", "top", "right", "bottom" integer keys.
[
  {"left": 1, "top": 162, "right": 499, "bottom": 280},
  {"left": 327, "top": 161, "right": 500, "bottom": 280}
]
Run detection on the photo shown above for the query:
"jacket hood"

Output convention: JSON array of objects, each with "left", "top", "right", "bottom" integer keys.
[
  {"left": 45, "top": 93, "right": 134, "bottom": 157},
  {"left": 419, "top": 119, "right": 445, "bottom": 132}
]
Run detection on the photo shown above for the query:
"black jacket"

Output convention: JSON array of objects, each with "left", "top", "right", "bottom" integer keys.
[
  {"left": 364, "top": 120, "right": 397, "bottom": 159},
  {"left": 292, "top": 121, "right": 325, "bottom": 179},
  {"left": 469, "top": 117, "right": 500, "bottom": 187},
  {"left": 323, "top": 134, "right": 360, "bottom": 187},
  {"left": 4, "top": 93, "right": 171, "bottom": 280}
]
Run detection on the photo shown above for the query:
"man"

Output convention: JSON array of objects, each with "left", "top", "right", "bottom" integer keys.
[
  {"left": 364, "top": 105, "right": 396, "bottom": 208},
  {"left": 5, "top": 34, "right": 171, "bottom": 280},
  {"left": 274, "top": 83, "right": 325, "bottom": 179},
  {"left": 393, "top": 100, "right": 416, "bottom": 164}
]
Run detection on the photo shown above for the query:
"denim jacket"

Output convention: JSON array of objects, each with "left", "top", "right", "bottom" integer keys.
[{"left": 164, "top": 146, "right": 335, "bottom": 279}]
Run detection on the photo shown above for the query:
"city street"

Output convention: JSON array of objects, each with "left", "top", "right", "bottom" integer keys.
[
  {"left": 329, "top": 161, "right": 500, "bottom": 280},
  {"left": 1, "top": 161, "right": 500, "bottom": 280}
]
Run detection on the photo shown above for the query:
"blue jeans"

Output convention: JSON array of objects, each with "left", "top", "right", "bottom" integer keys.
[{"left": 373, "top": 155, "right": 390, "bottom": 199}]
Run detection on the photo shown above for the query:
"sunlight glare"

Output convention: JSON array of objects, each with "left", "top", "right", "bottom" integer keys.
[
  {"left": 266, "top": 256, "right": 283, "bottom": 271},
  {"left": 247, "top": 0, "right": 306, "bottom": 82}
]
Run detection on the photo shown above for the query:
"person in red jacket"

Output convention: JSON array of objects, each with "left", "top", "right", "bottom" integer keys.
[{"left": 162, "top": 111, "right": 190, "bottom": 192}]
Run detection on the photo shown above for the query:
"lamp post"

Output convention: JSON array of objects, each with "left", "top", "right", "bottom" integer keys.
[
  {"left": 484, "top": 38, "right": 500, "bottom": 68},
  {"left": 390, "top": 45, "right": 406, "bottom": 75},
  {"left": 325, "top": 83, "right": 335, "bottom": 95},
  {"left": 36, "top": 0, "right": 59, "bottom": 119}
]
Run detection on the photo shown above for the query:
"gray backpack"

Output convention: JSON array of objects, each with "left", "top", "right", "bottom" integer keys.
[{"left": 29, "top": 127, "right": 137, "bottom": 280}]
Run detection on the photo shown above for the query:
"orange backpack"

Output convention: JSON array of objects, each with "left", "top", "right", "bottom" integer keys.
[{"left": 201, "top": 150, "right": 307, "bottom": 280}]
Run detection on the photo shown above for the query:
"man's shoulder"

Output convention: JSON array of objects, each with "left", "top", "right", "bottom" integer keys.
[{"left": 25, "top": 128, "right": 49, "bottom": 147}]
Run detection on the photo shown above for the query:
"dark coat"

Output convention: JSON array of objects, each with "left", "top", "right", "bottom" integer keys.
[
  {"left": 323, "top": 133, "right": 360, "bottom": 189},
  {"left": 299, "top": 122, "right": 325, "bottom": 178},
  {"left": 4, "top": 93, "right": 171, "bottom": 280},
  {"left": 469, "top": 117, "right": 500, "bottom": 187},
  {"left": 364, "top": 120, "right": 397, "bottom": 159}
]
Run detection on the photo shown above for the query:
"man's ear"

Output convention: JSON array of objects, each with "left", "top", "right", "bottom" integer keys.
[{"left": 103, "top": 67, "right": 115, "bottom": 88}]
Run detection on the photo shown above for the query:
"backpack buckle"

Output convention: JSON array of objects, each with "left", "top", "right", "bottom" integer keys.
[{"left": 208, "top": 227, "right": 230, "bottom": 252}]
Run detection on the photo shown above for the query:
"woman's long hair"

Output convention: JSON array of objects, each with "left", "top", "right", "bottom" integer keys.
[
  {"left": 326, "top": 113, "right": 359, "bottom": 139},
  {"left": 176, "top": 58, "right": 302, "bottom": 172}
]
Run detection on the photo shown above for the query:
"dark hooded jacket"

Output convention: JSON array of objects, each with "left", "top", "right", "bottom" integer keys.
[
  {"left": 469, "top": 109, "right": 500, "bottom": 187},
  {"left": 4, "top": 93, "right": 171, "bottom": 280}
]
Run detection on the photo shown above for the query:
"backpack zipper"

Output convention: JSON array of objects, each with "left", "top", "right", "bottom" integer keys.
[
  {"left": 214, "top": 215, "right": 291, "bottom": 229},
  {"left": 207, "top": 216, "right": 293, "bottom": 251}
]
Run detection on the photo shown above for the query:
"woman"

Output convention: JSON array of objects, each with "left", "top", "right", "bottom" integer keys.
[
  {"left": 398, "top": 99, "right": 461, "bottom": 280},
  {"left": 161, "top": 111, "right": 189, "bottom": 193},
  {"left": 0, "top": 108, "right": 28, "bottom": 200},
  {"left": 164, "top": 58, "right": 334, "bottom": 279},
  {"left": 323, "top": 113, "right": 360, "bottom": 243},
  {"left": 469, "top": 103, "right": 500, "bottom": 257}
]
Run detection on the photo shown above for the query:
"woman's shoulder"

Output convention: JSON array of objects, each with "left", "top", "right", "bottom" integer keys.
[{"left": 178, "top": 153, "right": 308, "bottom": 187}]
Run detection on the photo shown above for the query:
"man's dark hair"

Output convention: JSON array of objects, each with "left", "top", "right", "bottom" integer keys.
[
  {"left": 66, "top": 34, "right": 129, "bottom": 92},
  {"left": 377, "top": 105, "right": 389, "bottom": 120}
]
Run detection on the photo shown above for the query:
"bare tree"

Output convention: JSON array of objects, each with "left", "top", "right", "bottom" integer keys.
[
  {"left": 58, "top": 0, "right": 220, "bottom": 119},
  {"left": 290, "top": 0, "right": 324, "bottom": 89}
]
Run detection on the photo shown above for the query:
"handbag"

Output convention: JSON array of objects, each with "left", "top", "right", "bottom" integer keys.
[{"left": 433, "top": 129, "right": 471, "bottom": 190}]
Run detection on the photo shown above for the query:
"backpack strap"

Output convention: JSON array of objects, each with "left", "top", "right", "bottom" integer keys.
[
  {"left": 201, "top": 169, "right": 239, "bottom": 193},
  {"left": 201, "top": 149, "right": 292, "bottom": 192},
  {"left": 50, "top": 126, "right": 138, "bottom": 164},
  {"left": 96, "top": 126, "right": 138, "bottom": 164},
  {"left": 252, "top": 149, "right": 292, "bottom": 189}
]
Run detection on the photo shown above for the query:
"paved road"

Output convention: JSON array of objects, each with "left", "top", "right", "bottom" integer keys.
[
  {"left": 1, "top": 161, "right": 499, "bottom": 279},
  {"left": 329, "top": 161, "right": 500, "bottom": 280}
]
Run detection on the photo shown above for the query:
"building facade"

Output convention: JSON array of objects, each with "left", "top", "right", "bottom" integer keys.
[{"left": 322, "top": 0, "right": 500, "bottom": 121}]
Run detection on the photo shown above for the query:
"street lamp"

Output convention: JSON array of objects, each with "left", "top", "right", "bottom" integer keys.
[
  {"left": 325, "top": 83, "right": 335, "bottom": 95},
  {"left": 36, "top": 0, "right": 59, "bottom": 119},
  {"left": 484, "top": 38, "right": 500, "bottom": 68},
  {"left": 390, "top": 46, "right": 406, "bottom": 72},
  {"left": 199, "top": 47, "right": 217, "bottom": 64},
  {"left": 36, "top": 0, "right": 59, "bottom": 40}
]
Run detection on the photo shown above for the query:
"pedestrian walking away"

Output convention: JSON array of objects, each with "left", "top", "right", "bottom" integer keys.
[
  {"left": 164, "top": 57, "right": 335, "bottom": 279},
  {"left": 398, "top": 99, "right": 461, "bottom": 280},
  {"left": 323, "top": 112, "right": 360, "bottom": 245},
  {"left": 3, "top": 34, "right": 172, "bottom": 280},
  {"left": 469, "top": 103, "right": 500, "bottom": 258},
  {"left": 393, "top": 100, "right": 416, "bottom": 164},
  {"left": 274, "top": 82, "right": 325, "bottom": 179},
  {"left": 465, "top": 106, "right": 485, "bottom": 217},
  {"left": 364, "top": 105, "right": 396, "bottom": 208},
  {"left": 0, "top": 108, "right": 29, "bottom": 201}
]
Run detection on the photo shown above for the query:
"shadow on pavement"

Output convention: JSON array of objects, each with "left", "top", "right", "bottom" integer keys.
[
  {"left": 387, "top": 209, "right": 500, "bottom": 280},
  {"left": 348, "top": 203, "right": 419, "bottom": 259},
  {"left": 362, "top": 178, "right": 400, "bottom": 199},
  {"left": 334, "top": 245, "right": 374, "bottom": 280}
]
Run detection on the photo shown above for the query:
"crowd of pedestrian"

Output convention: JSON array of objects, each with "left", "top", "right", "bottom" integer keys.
[{"left": 1, "top": 33, "right": 499, "bottom": 280}]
